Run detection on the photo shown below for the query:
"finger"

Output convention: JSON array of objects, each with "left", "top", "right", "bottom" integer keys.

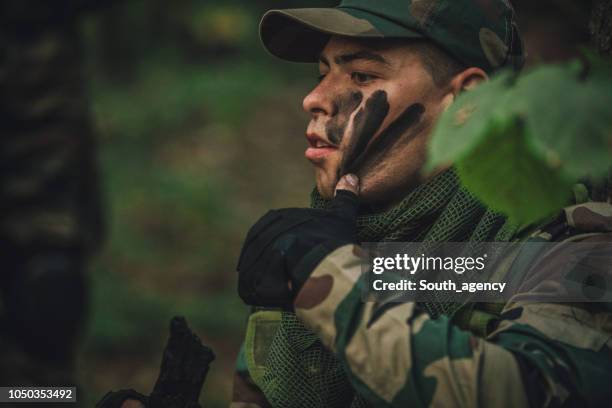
[
  {"left": 121, "top": 400, "right": 146, "bottom": 408},
  {"left": 237, "top": 216, "right": 310, "bottom": 273},
  {"left": 341, "top": 91, "right": 389, "bottom": 175},
  {"left": 330, "top": 174, "right": 360, "bottom": 218},
  {"left": 335, "top": 174, "right": 360, "bottom": 196}
]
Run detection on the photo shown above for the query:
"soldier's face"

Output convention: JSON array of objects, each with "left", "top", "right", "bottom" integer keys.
[{"left": 303, "top": 37, "right": 453, "bottom": 206}]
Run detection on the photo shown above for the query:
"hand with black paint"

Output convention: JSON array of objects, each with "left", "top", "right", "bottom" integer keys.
[
  {"left": 237, "top": 174, "right": 361, "bottom": 308},
  {"left": 341, "top": 90, "right": 426, "bottom": 177}
]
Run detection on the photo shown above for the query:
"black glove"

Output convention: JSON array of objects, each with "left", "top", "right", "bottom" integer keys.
[
  {"left": 96, "top": 317, "right": 212, "bottom": 408},
  {"left": 96, "top": 389, "right": 149, "bottom": 407},
  {"left": 237, "top": 190, "right": 359, "bottom": 307}
]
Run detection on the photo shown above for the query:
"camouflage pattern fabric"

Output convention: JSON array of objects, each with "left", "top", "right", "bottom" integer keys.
[
  {"left": 0, "top": 1, "right": 104, "bottom": 399},
  {"left": 233, "top": 201, "right": 612, "bottom": 407},
  {"left": 293, "top": 245, "right": 529, "bottom": 408},
  {"left": 232, "top": 169, "right": 515, "bottom": 407},
  {"left": 0, "top": 7, "right": 104, "bottom": 254},
  {"left": 289, "top": 202, "right": 612, "bottom": 408},
  {"left": 260, "top": 0, "right": 525, "bottom": 73}
]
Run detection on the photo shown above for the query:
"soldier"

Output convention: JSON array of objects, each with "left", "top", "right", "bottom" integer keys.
[
  {"left": 0, "top": 0, "right": 105, "bottom": 395},
  {"left": 233, "top": 1, "right": 612, "bottom": 407}
]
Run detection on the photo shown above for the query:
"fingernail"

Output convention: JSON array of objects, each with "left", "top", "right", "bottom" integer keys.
[{"left": 345, "top": 174, "right": 358, "bottom": 186}]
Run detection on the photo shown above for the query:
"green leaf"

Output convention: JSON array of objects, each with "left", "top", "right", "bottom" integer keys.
[
  {"left": 426, "top": 70, "right": 517, "bottom": 172},
  {"left": 513, "top": 63, "right": 612, "bottom": 179},
  {"left": 428, "top": 59, "right": 612, "bottom": 224},
  {"left": 456, "top": 121, "right": 573, "bottom": 225}
]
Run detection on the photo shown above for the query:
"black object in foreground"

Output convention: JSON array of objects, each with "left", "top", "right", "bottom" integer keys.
[
  {"left": 237, "top": 190, "right": 359, "bottom": 308},
  {"left": 149, "top": 316, "right": 215, "bottom": 407},
  {"left": 96, "top": 316, "right": 215, "bottom": 408}
]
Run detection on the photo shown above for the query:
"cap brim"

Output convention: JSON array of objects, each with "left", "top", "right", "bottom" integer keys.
[{"left": 260, "top": 8, "right": 423, "bottom": 62}]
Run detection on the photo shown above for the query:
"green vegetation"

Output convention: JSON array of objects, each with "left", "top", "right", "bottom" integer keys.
[
  {"left": 79, "top": 3, "right": 322, "bottom": 406},
  {"left": 428, "top": 57, "right": 612, "bottom": 225}
]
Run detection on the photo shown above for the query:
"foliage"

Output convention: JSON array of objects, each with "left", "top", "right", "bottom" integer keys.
[
  {"left": 86, "top": 269, "right": 245, "bottom": 353},
  {"left": 91, "top": 59, "right": 280, "bottom": 143},
  {"left": 427, "top": 57, "right": 612, "bottom": 225}
]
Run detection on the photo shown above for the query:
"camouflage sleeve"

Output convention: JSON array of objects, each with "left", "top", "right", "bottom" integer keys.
[
  {"left": 488, "top": 233, "right": 612, "bottom": 408},
  {"left": 293, "top": 244, "right": 529, "bottom": 408}
]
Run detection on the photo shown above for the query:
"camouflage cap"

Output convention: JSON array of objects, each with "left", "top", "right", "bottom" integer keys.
[{"left": 260, "top": 0, "right": 525, "bottom": 73}]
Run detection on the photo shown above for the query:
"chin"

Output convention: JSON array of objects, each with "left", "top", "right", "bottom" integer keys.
[
  {"left": 314, "top": 171, "right": 336, "bottom": 199},
  {"left": 316, "top": 182, "right": 335, "bottom": 200}
]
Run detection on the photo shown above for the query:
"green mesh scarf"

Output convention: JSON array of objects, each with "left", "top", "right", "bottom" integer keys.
[{"left": 257, "top": 169, "right": 516, "bottom": 408}]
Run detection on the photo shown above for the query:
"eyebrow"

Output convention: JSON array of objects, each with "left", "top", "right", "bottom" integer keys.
[{"left": 319, "top": 50, "right": 391, "bottom": 66}]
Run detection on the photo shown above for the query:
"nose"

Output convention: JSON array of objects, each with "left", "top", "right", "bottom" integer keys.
[{"left": 303, "top": 78, "right": 335, "bottom": 118}]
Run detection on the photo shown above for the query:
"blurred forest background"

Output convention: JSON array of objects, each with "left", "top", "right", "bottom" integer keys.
[
  {"left": 79, "top": 1, "right": 336, "bottom": 406},
  {"left": 1, "top": 0, "right": 601, "bottom": 406}
]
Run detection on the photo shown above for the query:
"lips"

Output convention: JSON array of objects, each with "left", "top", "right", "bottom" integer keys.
[{"left": 305, "top": 133, "right": 338, "bottom": 161}]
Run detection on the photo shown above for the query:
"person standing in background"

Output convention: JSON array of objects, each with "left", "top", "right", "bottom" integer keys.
[{"left": 0, "top": 0, "right": 105, "bottom": 398}]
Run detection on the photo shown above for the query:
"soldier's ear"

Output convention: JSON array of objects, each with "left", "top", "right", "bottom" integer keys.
[{"left": 450, "top": 67, "right": 488, "bottom": 97}]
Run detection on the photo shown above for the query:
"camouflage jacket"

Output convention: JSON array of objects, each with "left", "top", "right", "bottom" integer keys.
[{"left": 232, "top": 201, "right": 612, "bottom": 408}]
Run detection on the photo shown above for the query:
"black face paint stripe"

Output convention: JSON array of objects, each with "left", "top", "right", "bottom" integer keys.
[
  {"left": 355, "top": 103, "right": 426, "bottom": 176},
  {"left": 341, "top": 90, "right": 390, "bottom": 175},
  {"left": 326, "top": 91, "right": 363, "bottom": 145}
]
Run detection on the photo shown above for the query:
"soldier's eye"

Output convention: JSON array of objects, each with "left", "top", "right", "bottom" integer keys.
[{"left": 351, "top": 72, "right": 377, "bottom": 84}]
